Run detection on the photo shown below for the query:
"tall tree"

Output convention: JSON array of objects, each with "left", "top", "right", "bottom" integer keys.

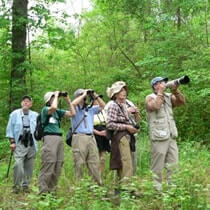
[{"left": 10, "top": 0, "right": 28, "bottom": 110}]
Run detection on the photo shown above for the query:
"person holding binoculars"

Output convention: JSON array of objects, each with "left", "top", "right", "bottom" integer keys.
[
  {"left": 70, "top": 89, "right": 105, "bottom": 185},
  {"left": 38, "top": 91, "right": 75, "bottom": 195},
  {"left": 145, "top": 77, "right": 186, "bottom": 191}
]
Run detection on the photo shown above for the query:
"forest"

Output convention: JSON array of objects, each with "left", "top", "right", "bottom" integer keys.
[{"left": 0, "top": 0, "right": 209, "bottom": 209}]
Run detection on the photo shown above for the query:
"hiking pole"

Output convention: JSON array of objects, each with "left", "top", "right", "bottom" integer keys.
[{"left": 6, "top": 151, "right": 13, "bottom": 179}]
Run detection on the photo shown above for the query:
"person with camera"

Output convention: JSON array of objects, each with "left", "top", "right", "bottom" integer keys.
[
  {"left": 145, "top": 77, "right": 186, "bottom": 191},
  {"left": 71, "top": 89, "right": 105, "bottom": 185},
  {"left": 106, "top": 81, "right": 139, "bottom": 186},
  {"left": 125, "top": 99, "right": 140, "bottom": 175},
  {"left": 93, "top": 102, "right": 110, "bottom": 175},
  {"left": 38, "top": 91, "right": 75, "bottom": 194},
  {"left": 6, "top": 96, "right": 38, "bottom": 193}
]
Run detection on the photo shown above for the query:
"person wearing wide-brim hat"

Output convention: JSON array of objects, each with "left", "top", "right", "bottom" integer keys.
[
  {"left": 38, "top": 91, "right": 75, "bottom": 194},
  {"left": 145, "top": 76, "right": 185, "bottom": 191},
  {"left": 106, "top": 81, "right": 139, "bottom": 185}
]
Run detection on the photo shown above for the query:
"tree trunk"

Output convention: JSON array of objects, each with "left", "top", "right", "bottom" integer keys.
[
  {"left": 205, "top": 2, "right": 209, "bottom": 46},
  {"left": 10, "top": 0, "right": 28, "bottom": 111},
  {"left": 177, "top": 7, "right": 181, "bottom": 30}
]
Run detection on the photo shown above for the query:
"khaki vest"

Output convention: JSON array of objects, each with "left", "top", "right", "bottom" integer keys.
[{"left": 147, "top": 93, "right": 178, "bottom": 141}]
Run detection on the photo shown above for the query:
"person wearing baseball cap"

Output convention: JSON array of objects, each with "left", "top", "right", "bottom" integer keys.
[
  {"left": 145, "top": 77, "right": 186, "bottom": 191},
  {"left": 38, "top": 91, "right": 75, "bottom": 194},
  {"left": 6, "top": 95, "right": 38, "bottom": 193},
  {"left": 106, "top": 81, "right": 139, "bottom": 192}
]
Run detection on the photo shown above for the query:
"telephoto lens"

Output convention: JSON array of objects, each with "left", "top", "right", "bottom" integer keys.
[{"left": 166, "top": 75, "right": 190, "bottom": 88}]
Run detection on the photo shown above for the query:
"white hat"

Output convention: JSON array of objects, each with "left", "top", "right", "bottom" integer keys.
[
  {"left": 106, "top": 81, "right": 127, "bottom": 99},
  {"left": 44, "top": 92, "right": 55, "bottom": 103}
]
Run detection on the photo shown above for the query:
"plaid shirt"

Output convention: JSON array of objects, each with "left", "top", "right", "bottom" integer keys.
[{"left": 106, "top": 101, "right": 130, "bottom": 131}]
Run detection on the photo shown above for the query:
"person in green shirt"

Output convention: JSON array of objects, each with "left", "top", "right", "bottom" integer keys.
[{"left": 38, "top": 91, "right": 75, "bottom": 195}]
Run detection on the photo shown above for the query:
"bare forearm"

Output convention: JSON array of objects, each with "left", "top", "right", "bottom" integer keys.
[
  {"left": 171, "top": 90, "right": 185, "bottom": 107},
  {"left": 106, "top": 121, "right": 127, "bottom": 131},
  {"left": 146, "top": 94, "right": 164, "bottom": 112},
  {"left": 95, "top": 97, "right": 105, "bottom": 109}
]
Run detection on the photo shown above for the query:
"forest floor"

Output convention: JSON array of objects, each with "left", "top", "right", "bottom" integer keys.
[{"left": 0, "top": 136, "right": 209, "bottom": 210}]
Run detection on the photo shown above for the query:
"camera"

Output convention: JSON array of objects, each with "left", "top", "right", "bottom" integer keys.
[
  {"left": 59, "top": 91, "right": 68, "bottom": 97},
  {"left": 166, "top": 75, "right": 190, "bottom": 88}
]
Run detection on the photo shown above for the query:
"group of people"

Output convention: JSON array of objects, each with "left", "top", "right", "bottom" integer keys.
[{"left": 6, "top": 77, "right": 185, "bottom": 195}]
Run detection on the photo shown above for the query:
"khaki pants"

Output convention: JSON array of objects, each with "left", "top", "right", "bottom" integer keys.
[
  {"left": 151, "top": 138, "right": 178, "bottom": 191},
  {"left": 117, "top": 136, "right": 133, "bottom": 182},
  {"left": 38, "top": 135, "right": 64, "bottom": 194},
  {"left": 72, "top": 134, "right": 101, "bottom": 185},
  {"left": 13, "top": 141, "right": 36, "bottom": 189},
  {"left": 99, "top": 151, "right": 106, "bottom": 174}
]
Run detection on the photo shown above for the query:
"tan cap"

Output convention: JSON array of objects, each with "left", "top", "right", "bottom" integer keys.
[
  {"left": 44, "top": 92, "right": 54, "bottom": 103},
  {"left": 106, "top": 81, "right": 127, "bottom": 99}
]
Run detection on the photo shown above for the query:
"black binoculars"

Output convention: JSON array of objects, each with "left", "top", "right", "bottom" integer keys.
[
  {"left": 87, "top": 90, "right": 95, "bottom": 100},
  {"left": 58, "top": 92, "right": 68, "bottom": 97},
  {"left": 20, "top": 130, "right": 33, "bottom": 147}
]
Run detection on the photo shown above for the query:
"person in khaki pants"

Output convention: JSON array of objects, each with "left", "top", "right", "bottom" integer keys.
[
  {"left": 71, "top": 89, "right": 105, "bottom": 185},
  {"left": 145, "top": 77, "right": 185, "bottom": 191},
  {"left": 106, "top": 81, "right": 139, "bottom": 187},
  {"left": 38, "top": 91, "right": 75, "bottom": 194}
]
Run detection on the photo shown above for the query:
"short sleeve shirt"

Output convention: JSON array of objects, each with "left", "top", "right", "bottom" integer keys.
[
  {"left": 41, "top": 106, "right": 66, "bottom": 134},
  {"left": 71, "top": 105, "right": 100, "bottom": 134}
]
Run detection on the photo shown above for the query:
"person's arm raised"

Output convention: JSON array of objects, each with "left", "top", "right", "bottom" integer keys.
[
  {"left": 47, "top": 91, "right": 59, "bottom": 115},
  {"left": 71, "top": 91, "right": 87, "bottom": 107},
  {"left": 64, "top": 95, "right": 76, "bottom": 117}
]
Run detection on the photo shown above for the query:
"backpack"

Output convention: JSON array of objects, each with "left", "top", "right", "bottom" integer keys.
[
  {"left": 34, "top": 110, "right": 61, "bottom": 141},
  {"left": 34, "top": 114, "right": 45, "bottom": 141},
  {"left": 34, "top": 112, "right": 53, "bottom": 141}
]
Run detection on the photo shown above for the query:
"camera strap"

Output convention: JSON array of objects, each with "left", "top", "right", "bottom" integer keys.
[
  {"left": 21, "top": 114, "right": 30, "bottom": 133},
  {"left": 114, "top": 101, "right": 137, "bottom": 128},
  {"left": 72, "top": 112, "right": 87, "bottom": 134},
  {"left": 96, "top": 110, "right": 106, "bottom": 125}
]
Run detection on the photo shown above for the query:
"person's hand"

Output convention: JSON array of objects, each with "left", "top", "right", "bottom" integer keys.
[
  {"left": 170, "top": 83, "right": 179, "bottom": 92},
  {"left": 126, "top": 125, "right": 139, "bottom": 134},
  {"left": 99, "top": 130, "right": 106, "bottom": 136},
  {"left": 82, "top": 90, "right": 88, "bottom": 97},
  {"left": 127, "top": 106, "right": 138, "bottom": 114},
  {"left": 63, "top": 93, "right": 71, "bottom": 101},
  {"left": 54, "top": 91, "right": 60, "bottom": 97},
  {"left": 10, "top": 143, "right": 16, "bottom": 152}
]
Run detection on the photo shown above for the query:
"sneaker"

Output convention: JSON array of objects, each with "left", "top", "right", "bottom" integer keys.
[
  {"left": 12, "top": 186, "right": 20, "bottom": 194},
  {"left": 22, "top": 186, "right": 30, "bottom": 193}
]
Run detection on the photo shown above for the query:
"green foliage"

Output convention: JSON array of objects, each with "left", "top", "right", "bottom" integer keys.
[
  {"left": 0, "top": 0, "right": 209, "bottom": 207},
  {"left": 0, "top": 137, "right": 209, "bottom": 209}
]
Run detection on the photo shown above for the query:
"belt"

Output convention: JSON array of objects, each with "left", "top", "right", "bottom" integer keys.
[
  {"left": 74, "top": 133, "right": 93, "bottom": 136},
  {"left": 43, "top": 132, "right": 62, "bottom": 137}
]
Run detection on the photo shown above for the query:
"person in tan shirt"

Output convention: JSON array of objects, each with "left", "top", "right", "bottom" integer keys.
[{"left": 145, "top": 77, "right": 185, "bottom": 191}]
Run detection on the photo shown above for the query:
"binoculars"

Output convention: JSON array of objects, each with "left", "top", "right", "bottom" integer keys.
[
  {"left": 58, "top": 91, "right": 68, "bottom": 97},
  {"left": 166, "top": 75, "right": 190, "bottom": 88},
  {"left": 87, "top": 89, "right": 95, "bottom": 101}
]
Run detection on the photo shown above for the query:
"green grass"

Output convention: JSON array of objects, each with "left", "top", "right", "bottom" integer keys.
[{"left": 0, "top": 135, "right": 209, "bottom": 210}]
